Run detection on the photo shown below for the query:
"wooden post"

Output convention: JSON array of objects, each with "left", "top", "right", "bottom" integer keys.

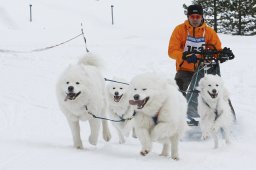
[
  {"left": 111, "top": 5, "right": 114, "bottom": 25},
  {"left": 29, "top": 4, "right": 32, "bottom": 22}
]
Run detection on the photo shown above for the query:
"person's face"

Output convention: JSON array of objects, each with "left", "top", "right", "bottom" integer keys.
[{"left": 188, "top": 14, "right": 203, "bottom": 27}]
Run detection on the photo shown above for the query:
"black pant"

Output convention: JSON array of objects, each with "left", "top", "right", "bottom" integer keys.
[{"left": 175, "top": 70, "right": 194, "bottom": 97}]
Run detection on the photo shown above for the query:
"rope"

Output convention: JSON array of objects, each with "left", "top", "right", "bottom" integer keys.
[
  {"left": 87, "top": 111, "right": 135, "bottom": 122},
  {"left": 80, "top": 23, "right": 90, "bottom": 53},
  {"left": 84, "top": 104, "right": 135, "bottom": 122},
  {"left": 187, "top": 64, "right": 204, "bottom": 104},
  {"left": 0, "top": 33, "right": 83, "bottom": 54},
  {"left": 104, "top": 78, "right": 129, "bottom": 85}
]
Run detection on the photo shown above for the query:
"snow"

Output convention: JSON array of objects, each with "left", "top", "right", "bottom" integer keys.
[{"left": 0, "top": 0, "right": 256, "bottom": 170}]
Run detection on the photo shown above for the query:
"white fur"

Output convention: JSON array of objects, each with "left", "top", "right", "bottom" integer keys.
[
  {"left": 197, "top": 74, "right": 234, "bottom": 149},
  {"left": 56, "top": 52, "right": 111, "bottom": 149},
  {"left": 106, "top": 78, "right": 135, "bottom": 144},
  {"left": 127, "top": 73, "right": 187, "bottom": 160}
]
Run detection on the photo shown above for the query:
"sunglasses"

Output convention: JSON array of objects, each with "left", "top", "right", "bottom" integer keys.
[{"left": 189, "top": 14, "right": 202, "bottom": 20}]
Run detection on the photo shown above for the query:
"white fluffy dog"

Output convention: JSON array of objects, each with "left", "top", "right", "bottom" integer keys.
[
  {"left": 128, "top": 73, "right": 187, "bottom": 160},
  {"left": 106, "top": 79, "right": 135, "bottom": 144},
  {"left": 197, "top": 74, "right": 234, "bottom": 148},
  {"left": 56, "top": 53, "right": 111, "bottom": 149}
]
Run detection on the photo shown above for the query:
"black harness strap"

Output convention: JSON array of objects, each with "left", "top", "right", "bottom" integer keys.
[
  {"left": 202, "top": 98, "right": 220, "bottom": 122},
  {"left": 152, "top": 116, "right": 158, "bottom": 125},
  {"left": 85, "top": 105, "right": 136, "bottom": 122}
]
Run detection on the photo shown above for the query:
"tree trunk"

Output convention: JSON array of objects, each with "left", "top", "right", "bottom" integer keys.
[
  {"left": 238, "top": 0, "right": 242, "bottom": 35},
  {"left": 214, "top": 0, "right": 217, "bottom": 32}
]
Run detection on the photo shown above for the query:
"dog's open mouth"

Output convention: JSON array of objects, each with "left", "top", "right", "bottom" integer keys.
[
  {"left": 129, "top": 97, "right": 150, "bottom": 109},
  {"left": 64, "top": 91, "right": 81, "bottom": 101},
  {"left": 208, "top": 91, "right": 218, "bottom": 99},
  {"left": 114, "top": 94, "right": 123, "bottom": 102}
]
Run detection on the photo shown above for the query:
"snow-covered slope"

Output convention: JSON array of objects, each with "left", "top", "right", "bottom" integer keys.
[{"left": 0, "top": 0, "right": 255, "bottom": 170}]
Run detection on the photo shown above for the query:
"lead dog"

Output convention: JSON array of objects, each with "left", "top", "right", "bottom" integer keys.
[
  {"left": 56, "top": 53, "right": 111, "bottom": 149},
  {"left": 128, "top": 73, "right": 187, "bottom": 160},
  {"left": 197, "top": 74, "right": 234, "bottom": 148}
]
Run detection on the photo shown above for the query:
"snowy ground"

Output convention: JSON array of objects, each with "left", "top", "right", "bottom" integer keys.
[{"left": 0, "top": 0, "right": 256, "bottom": 170}]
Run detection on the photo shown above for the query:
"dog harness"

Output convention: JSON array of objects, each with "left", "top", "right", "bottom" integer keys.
[
  {"left": 152, "top": 102, "right": 166, "bottom": 125},
  {"left": 152, "top": 111, "right": 161, "bottom": 125},
  {"left": 86, "top": 104, "right": 136, "bottom": 122},
  {"left": 202, "top": 98, "right": 220, "bottom": 121}
]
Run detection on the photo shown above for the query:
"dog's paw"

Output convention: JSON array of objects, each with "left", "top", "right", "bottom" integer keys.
[
  {"left": 140, "top": 149, "right": 150, "bottom": 156},
  {"left": 201, "top": 136, "right": 209, "bottom": 140},
  {"left": 103, "top": 131, "right": 111, "bottom": 142},
  {"left": 171, "top": 156, "right": 180, "bottom": 161},
  {"left": 201, "top": 134, "right": 209, "bottom": 140},
  {"left": 74, "top": 142, "right": 83, "bottom": 149},
  {"left": 89, "top": 135, "right": 98, "bottom": 145},
  {"left": 73, "top": 138, "right": 83, "bottom": 149},
  {"left": 201, "top": 130, "right": 210, "bottom": 140},
  {"left": 159, "top": 152, "right": 169, "bottom": 157},
  {"left": 211, "top": 126, "right": 218, "bottom": 133},
  {"left": 119, "top": 138, "right": 125, "bottom": 144}
]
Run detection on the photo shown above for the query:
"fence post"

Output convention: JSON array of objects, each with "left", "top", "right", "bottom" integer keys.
[
  {"left": 111, "top": 5, "right": 114, "bottom": 25},
  {"left": 29, "top": 4, "right": 32, "bottom": 22}
]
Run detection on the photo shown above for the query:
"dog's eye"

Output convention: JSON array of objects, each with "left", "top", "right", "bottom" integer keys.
[
  {"left": 76, "top": 82, "right": 80, "bottom": 85},
  {"left": 120, "top": 88, "right": 123, "bottom": 90},
  {"left": 66, "top": 82, "right": 69, "bottom": 84},
  {"left": 142, "top": 88, "right": 147, "bottom": 91},
  {"left": 208, "top": 84, "right": 211, "bottom": 87},
  {"left": 113, "top": 87, "right": 116, "bottom": 90},
  {"left": 134, "top": 88, "right": 137, "bottom": 91},
  {"left": 216, "top": 84, "right": 219, "bottom": 87}
]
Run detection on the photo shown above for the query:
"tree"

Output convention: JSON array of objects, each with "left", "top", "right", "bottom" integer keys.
[
  {"left": 230, "top": 0, "right": 256, "bottom": 35},
  {"left": 185, "top": 0, "right": 256, "bottom": 35}
]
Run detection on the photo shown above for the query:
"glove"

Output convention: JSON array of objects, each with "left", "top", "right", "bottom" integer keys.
[
  {"left": 219, "top": 47, "right": 233, "bottom": 63},
  {"left": 222, "top": 47, "right": 232, "bottom": 53},
  {"left": 186, "top": 53, "right": 197, "bottom": 63}
]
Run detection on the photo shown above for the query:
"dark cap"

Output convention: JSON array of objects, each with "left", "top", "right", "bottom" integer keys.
[{"left": 187, "top": 5, "right": 203, "bottom": 16}]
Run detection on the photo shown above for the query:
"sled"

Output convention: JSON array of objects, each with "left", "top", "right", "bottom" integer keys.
[{"left": 182, "top": 44, "right": 236, "bottom": 126}]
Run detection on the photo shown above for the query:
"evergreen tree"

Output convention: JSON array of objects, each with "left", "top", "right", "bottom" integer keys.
[
  {"left": 185, "top": 0, "right": 256, "bottom": 35},
  {"left": 230, "top": 0, "right": 256, "bottom": 35}
]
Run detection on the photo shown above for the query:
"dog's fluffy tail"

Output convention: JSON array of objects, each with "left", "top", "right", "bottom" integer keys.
[{"left": 78, "top": 52, "right": 103, "bottom": 68}]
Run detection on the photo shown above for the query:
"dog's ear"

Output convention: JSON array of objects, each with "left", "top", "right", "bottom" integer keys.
[
  {"left": 219, "top": 76, "right": 224, "bottom": 87},
  {"left": 197, "top": 78, "right": 205, "bottom": 91},
  {"left": 204, "top": 75, "right": 209, "bottom": 81}
]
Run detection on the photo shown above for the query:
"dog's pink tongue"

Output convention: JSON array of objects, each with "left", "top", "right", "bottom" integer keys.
[{"left": 129, "top": 100, "right": 140, "bottom": 105}]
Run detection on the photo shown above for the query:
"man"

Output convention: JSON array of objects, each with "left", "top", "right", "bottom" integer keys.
[{"left": 168, "top": 4, "right": 222, "bottom": 96}]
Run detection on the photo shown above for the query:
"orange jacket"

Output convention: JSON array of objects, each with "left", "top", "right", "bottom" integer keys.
[{"left": 168, "top": 20, "right": 222, "bottom": 72}]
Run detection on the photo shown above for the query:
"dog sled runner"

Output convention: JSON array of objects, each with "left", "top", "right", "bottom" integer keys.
[{"left": 182, "top": 44, "right": 236, "bottom": 126}]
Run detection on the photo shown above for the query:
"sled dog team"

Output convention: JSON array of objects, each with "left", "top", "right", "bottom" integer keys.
[{"left": 56, "top": 53, "right": 235, "bottom": 160}]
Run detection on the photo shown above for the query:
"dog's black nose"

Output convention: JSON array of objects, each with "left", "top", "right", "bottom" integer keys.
[
  {"left": 68, "top": 86, "right": 74, "bottom": 92},
  {"left": 133, "top": 94, "right": 140, "bottom": 100},
  {"left": 212, "top": 89, "right": 217, "bottom": 94},
  {"left": 114, "top": 91, "right": 119, "bottom": 96}
]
